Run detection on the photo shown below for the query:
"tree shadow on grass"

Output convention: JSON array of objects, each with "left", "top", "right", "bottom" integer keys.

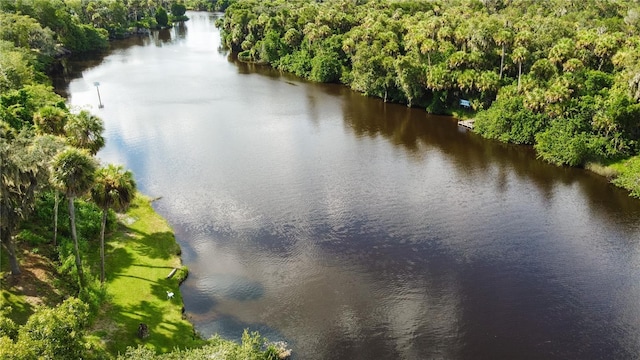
[
  {"left": 1, "top": 249, "right": 64, "bottom": 324},
  {"left": 119, "top": 227, "right": 180, "bottom": 261},
  {"left": 105, "top": 246, "right": 136, "bottom": 281},
  {"left": 0, "top": 288, "right": 33, "bottom": 325},
  {"left": 130, "top": 263, "right": 175, "bottom": 270},
  {"left": 104, "top": 230, "right": 179, "bottom": 282},
  {"left": 106, "top": 296, "right": 201, "bottom": 355}
]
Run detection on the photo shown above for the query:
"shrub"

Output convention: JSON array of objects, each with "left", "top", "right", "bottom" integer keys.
[
  {"left": 612, "top": 156, "right": 640, "bottom": 198},
  {"left": 475, "top": 88, "right": 549, "bottom": 144},
  {"left": 155, "top": 8, "right": 169, "bottom": 28},
  {"left": 16, "top": 230, "right": 48, "bottom": 246},
  {"left": 10, "top": 298, "right": 90, "bottom": 359},
  {"left": 310, "top": 52, "right": 342, "bottom": 83},
  {"left": 0, "top": 316, "right": 18, "bottom": 340},
  {"left": 175, "top": 266, "right": 189, "bottom": 284}
]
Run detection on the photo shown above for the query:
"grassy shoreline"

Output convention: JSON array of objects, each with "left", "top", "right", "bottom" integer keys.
[
  {"left": 0, "top": 194, "right": 203, "bottom": 355},
  {"left": 89, "top": 193, "right": 205, "bottom": 354},
  {"left": 2, "top": 193, "right": 285, "bottom": 359}
]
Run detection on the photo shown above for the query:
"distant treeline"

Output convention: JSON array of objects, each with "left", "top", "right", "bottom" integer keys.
[
  {"left": 217, "top": 0, "right": 640, "bottom": 168},
  {"left": 184, "top": 0, "right": 236, "bottom": 11},
  {"left": 0, "top": 0, "right": 188, "bottom": 56}
]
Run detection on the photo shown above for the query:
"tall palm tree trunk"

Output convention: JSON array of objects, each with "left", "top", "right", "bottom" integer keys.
[
  {"left": 68, "top": 197, "right": 85, "bottom": 287},
  {"left": 517, "top": 61, "right": 522, "bottom": 92},
  {"left": 100, "top": 210, "right": 107, "bottom": 283},
  {"left": 53, "top": 191, "right": 59, "bottom": 246},
  {"left": 499, "top": 44, "right": 505, "bottom": 79}
]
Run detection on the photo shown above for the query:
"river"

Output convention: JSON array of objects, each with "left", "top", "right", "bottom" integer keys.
[{"left": 57, "top": 12, "right": 640, "bottom": 359}]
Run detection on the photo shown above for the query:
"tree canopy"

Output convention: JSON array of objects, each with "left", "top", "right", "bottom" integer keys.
[{"left": 218, "top": 0, "right": 640, "bottom": 168}]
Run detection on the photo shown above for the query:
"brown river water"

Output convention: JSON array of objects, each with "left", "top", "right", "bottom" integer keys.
[{"left": 56, "top": 12, "right": 640, "bottom": 359}]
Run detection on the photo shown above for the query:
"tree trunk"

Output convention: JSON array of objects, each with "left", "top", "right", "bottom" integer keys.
[
  {"left": 68, "top": 196, "right": 85, "bottom": 287},
  {"left": 1, "top": 231, "right": 21, "bottom": 275},
  {"left": 499, "top": 44, "right": 505, "bottom": 79},
  {"left": 517, "top": 61, "right": 522, "bottom": 92},
  {"left": 1, "top": 192, "right": 20, "bottom": 275},
  {"left": 100, "top": 210, "right": 107, "bottom": 284},
  {"left": 53, "top": 191, "right": 59, "bottom": 246}
]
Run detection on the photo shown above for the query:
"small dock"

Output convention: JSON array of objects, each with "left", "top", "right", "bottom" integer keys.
[{"left": 458, "top": 119, "right": 475, "bottom": 130}]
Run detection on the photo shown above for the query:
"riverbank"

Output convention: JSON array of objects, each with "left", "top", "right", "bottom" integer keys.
[
  {"left": 0, "top": 194, "right": 201, "bottom": 354},
  {"left": 88, "top": 194, "right": 203, "bottom": 354},
  {"left": 1, "top": 193, "right": 286, "bottom": 358},
  {"left": 586, "top": 156, "right": 640, "bottom": 198},
  {"left": 456, "top": 121, "right": 640, "bottom": 198}
]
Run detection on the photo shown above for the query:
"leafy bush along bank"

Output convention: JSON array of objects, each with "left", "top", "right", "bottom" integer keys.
[{"left": 217, "top": 0, "right": 640, "bottom": 195}]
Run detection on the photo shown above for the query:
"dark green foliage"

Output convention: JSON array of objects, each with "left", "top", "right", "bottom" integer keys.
[
  {"left": 613, "top": 157, "right": 640, "bottom": 198},
  {"left": 75, "top": 200, "right": 107, "bottom": 241},
  {"left": 15, "top": 230, "right": 48, "bottom": 246},
  {"left": 0, "top": 298, "right": 91, "bottom": 359},
  {"left": 310, "top": 52, "right": 342, "bottom": 83},
  {"left": 535, "top": 119, "right": 599, "bottom": 166},
  {"left": 424, "top": 91, "right": 449, "bottom": 115},
  {"left": 171, "top": 3, "right": 187, "bottom": 17},
  {"left": 277, "top": 50, "right": 312, "bottom": 78},
  {"left": 61, "top": 24, "right": 109, "bottom": 53},
  {"left": 118, "top": 330, "right": 282, "bottom": 360},
  {"left": 1, "top": 85, "right": 66, "bottom": 130},
  {"left": 475, "top": 87, "right": 549, "bottom": 144},
  {"left": 581, "top": 70, "right": 614, "bottom": 95},
  {"left": 260, "top": 30, "right": 286, "bottom": 64},
  {"left": 156, "top": 7, "right": 169, "bottom": 28},
  {"left": 185, "top": 0, "right": 235, "bottom": 11},
  {"left": 28, "top": 192, "right": 116, "bottom": 245}
]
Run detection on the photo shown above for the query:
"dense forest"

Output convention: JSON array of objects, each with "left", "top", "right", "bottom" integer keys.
[{"left": 217, "top": 0, "right": 640, "bottom": 194}]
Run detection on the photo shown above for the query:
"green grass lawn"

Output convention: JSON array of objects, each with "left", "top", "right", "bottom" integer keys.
[
  {"left": 1, "top": 193, "right": 284, "bottom": 359},
  {"left": 91, "top": 194, "right": 205, "bottom": 355}
]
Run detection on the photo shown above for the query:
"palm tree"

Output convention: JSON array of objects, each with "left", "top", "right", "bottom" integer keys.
[
  {"left": 91, "top": 164, "right": 136, "bottom": 283},
  {"left": 51, "top": 148, "right": 97, "bottom": 287},
  {"left": 56, "top": 110, "right": 104, "bottom": 247},
  {"left": 0, "top": 131, "right": 59, "bottom": 275},
  {"left": 512, "top": 46, "right": 528, "bottom": 92},
  {"left": 0, "top": 133, "right": 36, "bottom": 276},
  {"left": 493, "top": 29, "right": 513, "bottom": 79},
  {"left": 64, "top": 111, "right": 105, "bottom": 155},
  {"left": 33, "top": 106, "right": 68, "bottom": 136}
]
